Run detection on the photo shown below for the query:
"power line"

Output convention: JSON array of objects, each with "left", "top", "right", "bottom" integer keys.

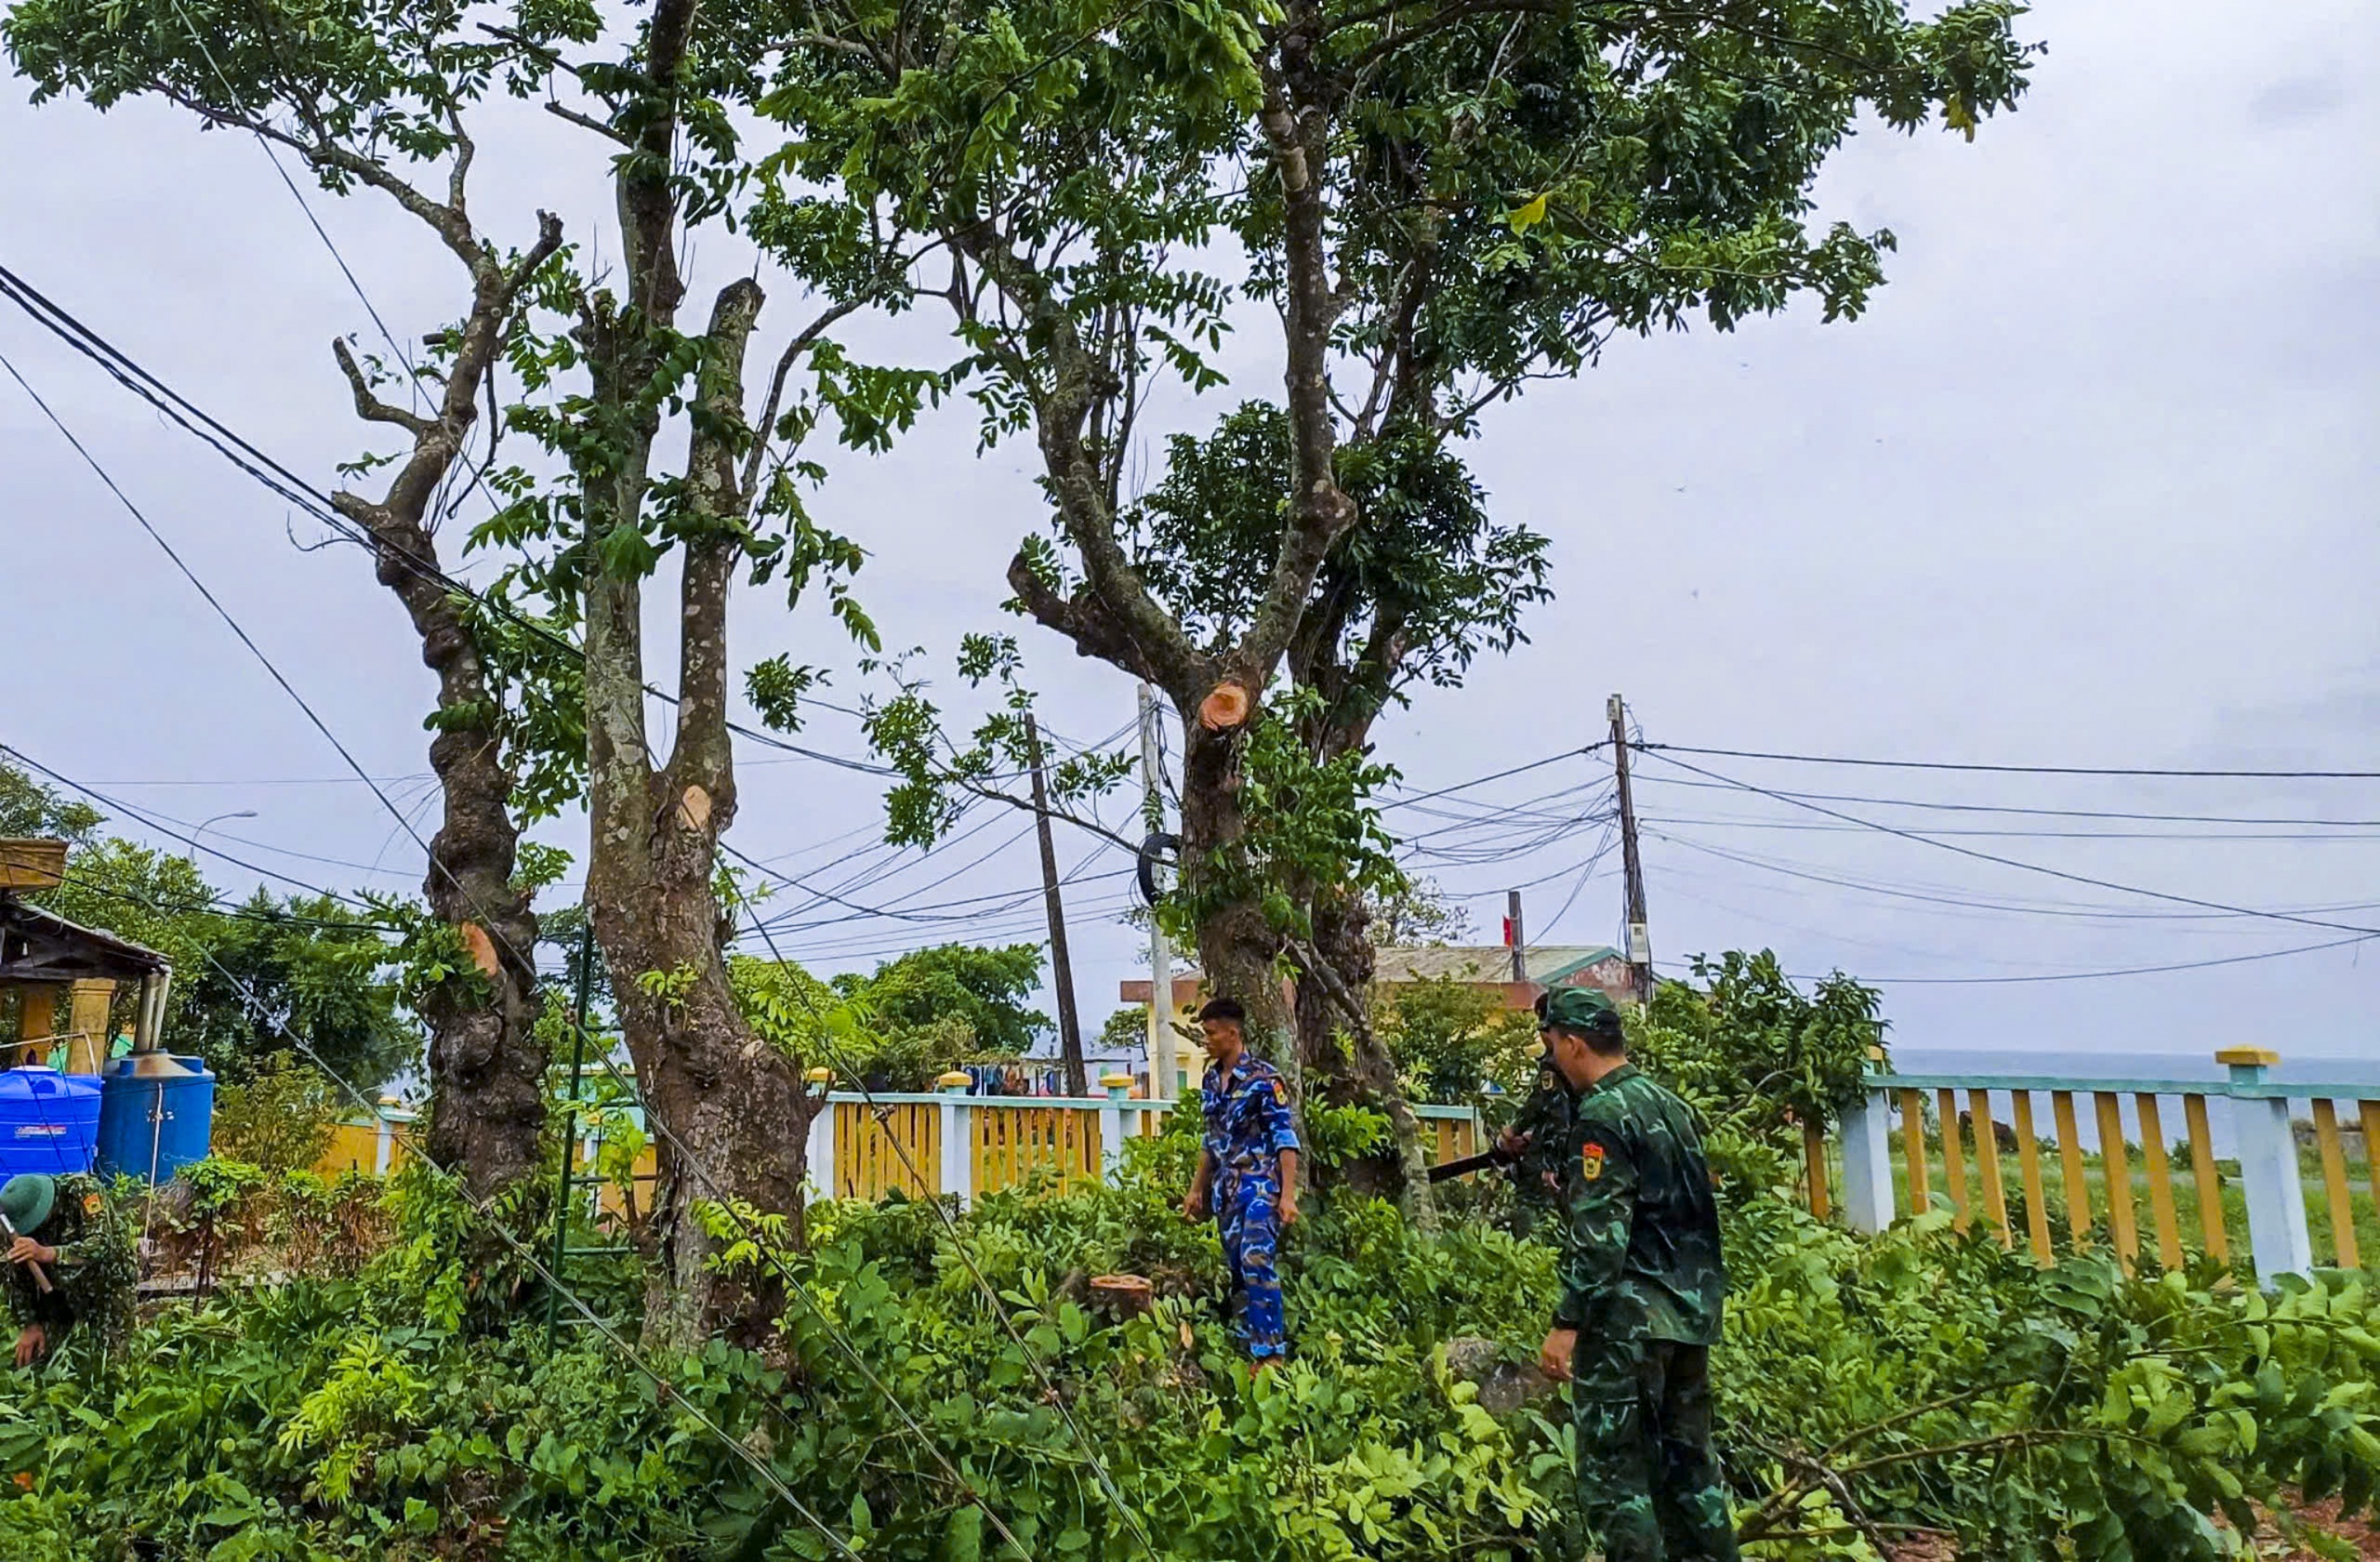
[
  {"left": 1646, "top": 828, "right": 2380, "bottom": 926},
  {"left": 1635, "top": 750, "right": 2380, "bottom": 938},
  {"left": 1635, "top": 772, "right": 2380, "bottom": 827},
  {"left": 1659, "top": 933, "right": 2380, "bottom": 987},
  {"left": 0, "top": 260, "right": 895, "bottom": 778},
  {"left": 1638, "top": 743, "right": 2380, "bottom": 781},
  {"left": 1377, "top": 744, "right": 1603, "bottom": 811},
  {"left": 0, "top": 346, "right": 448, "bottom": 887},
  {"left": 1644, "top": 814, "right": 2380, "bottom": 842}
]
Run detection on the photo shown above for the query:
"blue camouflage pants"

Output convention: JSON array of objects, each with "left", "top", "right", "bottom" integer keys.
[{"left": 1217, "top": 1172, "right": 1286, "bottom": 1358}]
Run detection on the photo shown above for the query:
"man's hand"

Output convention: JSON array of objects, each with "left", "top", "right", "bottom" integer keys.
[
  {"left": 6, "top": 1238, "right": 54, "bottom": 1267},
  {"left": 1182, "top": 1186, "right": 1208, "bottom": 1223},
  {"left": 1538, "top": 1328, "right": 1578, "bottom": 1382},
  {"left": 1278, "top": 1190, "right": 1300, "bottom": 1227},
  {"left": 1495, "top": 1125, "right": 1530, "bottom": 1158},
  {"left": 12, "top": 1325, "right": 45, "bottom": 1368}
]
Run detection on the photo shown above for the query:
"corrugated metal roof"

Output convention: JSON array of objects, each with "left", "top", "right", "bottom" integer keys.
[{"left": 1374, "top": 945, "right": 1622, "bottom": 984}]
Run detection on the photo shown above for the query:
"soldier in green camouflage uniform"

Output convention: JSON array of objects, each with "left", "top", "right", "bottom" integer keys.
[
  {"left": 1497, "top": 994, "right": 1572, "bottom": 1239},
  {"left": 4, "top": 1172, "right": 133, "bottom": 1368},
  {"left": 1534, "top": 989, "right": 1739, "bottom": 1562}
]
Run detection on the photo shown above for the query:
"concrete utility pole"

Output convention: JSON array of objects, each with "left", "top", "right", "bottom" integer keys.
[
  {"left": 1024, "top": 712, "right": 1087, "bottom": 1095},
  {"left": 1608, "top": 694, "right": 1653, "bottom": 1005},
  {"left": 1505, "top": 889, "right": 1526, "bottom": 984},
  {"left": 1137, "top": 682, "right": 1177, "bottom": 1098}
]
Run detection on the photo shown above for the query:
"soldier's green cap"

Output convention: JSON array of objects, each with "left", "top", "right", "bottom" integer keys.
[
  {"left": 0, "top": 1174, "right": 55, "bottom": 1235},
  {"left": 1540, "top": 987, "right": 1620, "bottom": 1035}
]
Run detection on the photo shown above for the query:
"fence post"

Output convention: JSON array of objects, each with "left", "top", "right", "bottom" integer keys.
[
  {"left": 1840, "top": 1087, "right": 1896, "bottom": 1233},
  {"left": 2220, "top": 1048, "right": 2313, "bottom": 1283},
  {"left": 374, "top": 1094, "right": 401, "bottom": 1175},
  {"left": 937, "top": 1073, "right": 973, "bottom": 1208},
  {"left": 1099, "top": 1073, "right": 1134, "bottom": 1185},
  {"left": 804, "top": 1068, "right": 835, "bottom": 1201}
]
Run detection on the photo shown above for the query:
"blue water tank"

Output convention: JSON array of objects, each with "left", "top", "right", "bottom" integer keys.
[
  {"left": 0, "top": 1068, "right": 104, "bottom": 1178},
  {"left": 97, "top": 1054, "right": 216, "bottom": 1184}
]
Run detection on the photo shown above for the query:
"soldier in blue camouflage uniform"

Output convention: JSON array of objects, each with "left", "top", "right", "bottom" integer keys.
[
  {"left": 1534, "top": 988, "right": 1739, "bottom": 1562},
  {"left": 1182, "top": 998, "right": 1302, "bottom": 1364}
]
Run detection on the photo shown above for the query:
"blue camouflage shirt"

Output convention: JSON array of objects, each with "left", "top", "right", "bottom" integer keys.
[{"left": 1200, "top": 1055, "right": 1301, "bottom": 1180}]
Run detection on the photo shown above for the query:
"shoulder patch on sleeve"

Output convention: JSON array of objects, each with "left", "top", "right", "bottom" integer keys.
[
  {"left": 1580, "top": 1142, "right": 1606, "bottom": 1182},
  {"left": 82, "top": 1193, "right": 103, "bottom": 1216}
]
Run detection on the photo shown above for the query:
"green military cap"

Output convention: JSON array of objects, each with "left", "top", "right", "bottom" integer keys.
[
  {"left": 1540, "top": 987, "right": 1620, "bottom": 1034},
  {"left": 0, "top": 1173, "right": 55, "bottom": 1234}
]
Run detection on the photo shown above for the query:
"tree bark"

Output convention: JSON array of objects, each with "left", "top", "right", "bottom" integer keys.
[
  {"left": 326, "top": 207, "right": 564, "bottom": 1202},
  {"left": 577, "top": 259, "right": 816, "bottom": 1349}
]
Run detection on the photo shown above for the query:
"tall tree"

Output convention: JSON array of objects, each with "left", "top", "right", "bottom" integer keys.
[
  {"left": 1126, "top": 403, "right": 1547, "bottom": 1198},
  {"left": 484, "top": 0, "right": 932, "bottom": 1345},
  {"left": 6, "top": 0, "right": 568, "bottom": 1197},
  {"left": 755, "top": 0, "right": 2033, "bottom": 1105}
]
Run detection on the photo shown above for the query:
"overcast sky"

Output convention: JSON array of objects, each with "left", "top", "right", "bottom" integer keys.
[{"left": 3, "top": 0, "right": 2373, "bottom": 1072}]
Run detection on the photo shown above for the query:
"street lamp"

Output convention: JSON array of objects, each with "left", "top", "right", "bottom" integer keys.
[{"left": 191, "top": 810, "right": 258, "bottom": 853}]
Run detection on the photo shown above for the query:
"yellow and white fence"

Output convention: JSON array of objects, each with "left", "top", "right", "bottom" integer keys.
[
  {"left": 1826, "top": 1047, "right": 2373, "bottom": 1281},
  {"left": 813, "top": 1073, "right": 1482, "bottom": 1206}
]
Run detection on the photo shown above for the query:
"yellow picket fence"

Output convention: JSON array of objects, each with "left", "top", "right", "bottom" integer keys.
[
  {"left": 831, "top": 1100, "right": 941, "bottom": 1200},
  {"left": 974, "top": 1105, "right": 1101, "bottom": 1197},
  {"left": 1818, "top": 1047, "right": 2376, "bottom": 1280}
]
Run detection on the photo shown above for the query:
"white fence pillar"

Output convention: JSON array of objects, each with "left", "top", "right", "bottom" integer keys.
[
  {"left": 1839, "top": 1089, "right": 1896, "bottom": 1234},
  {"left": 2222, "top": 1048, "right": 2314, "bottom": 1283},
  {"left": 374, "top": 1095, "right": 402, "bottom": 1175},
  {"left": 1099, "top": 1074, "right": 1134, "bottom": 1185},
  {"left": 804, "top": 1069, "right": 835, "bottom": 1201},
  {"left": 937, "top": 1073, "right": 973, "bottom": 1207}
]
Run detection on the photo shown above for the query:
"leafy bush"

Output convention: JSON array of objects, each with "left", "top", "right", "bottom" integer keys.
[
  {"left": 1633, "top": 951, "right": 1885, "bottom": 1140},
  {"left": 4, "top": 1099, "right": 2374, "bottom": 1560},
  {"left": 1377, "top": 973, "right": 1540, "bottom": 1111},
  {"left": 210, "top": 1059, "right": 345, "bottom": 1173}
]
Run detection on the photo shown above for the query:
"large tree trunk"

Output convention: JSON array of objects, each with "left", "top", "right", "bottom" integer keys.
[
  {"left": 326, "top": 213, "right": 563, "bottom": 1201},
  {"left": 578, "top": 269, "right": 814, "bottom": 1350},
  {"left": 390, "top": 539, "right": 546, "bottom": 1198},
  {"left": 1177, "top": 715, "right": 1300, "bottom": 1092}
]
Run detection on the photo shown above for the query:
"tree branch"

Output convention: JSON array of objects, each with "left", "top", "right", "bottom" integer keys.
[
  {"left": 332, "top": 338, "right": 435, "bottom": 436},
  {"left": 545, "top": 99, "right": 630, "bottom": 144},
  {"left": 739, "top": 293, "right": 867, "bottom": 503}
]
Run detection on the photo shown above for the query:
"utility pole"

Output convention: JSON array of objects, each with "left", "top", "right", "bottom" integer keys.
[
  {"left": 1024, "top": 712, "right": 1087, "bottom": 1095},
  {"left": 1608, "top": 694, "right": 1653, "bottom": 1005},
  {"left": 1137, "top": 682, "right": 1176, "bottom": 1099},
  {"left": 1505, "top": 889, "right": 1526, "bottom": 984}
]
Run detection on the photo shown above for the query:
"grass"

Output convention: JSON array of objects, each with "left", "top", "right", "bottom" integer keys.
[{"left": 1816, "top": 1134, "right": 2379, "bottom": 1276}]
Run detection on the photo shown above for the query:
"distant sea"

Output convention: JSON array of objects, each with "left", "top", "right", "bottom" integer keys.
[{"left": 1891, "top": 1047, "right": 2380, "bottom": 1158}]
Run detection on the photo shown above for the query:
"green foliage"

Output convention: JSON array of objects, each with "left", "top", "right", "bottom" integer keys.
[
  {"left": 1365, "top": 879, "right": 1474, "bottom": 947},
  {"left": 831, "top": 942, "right": 1051, "bottom": 1059},
  {"left": 0, "top": 761, "right": 418, "bottom": 1088},
  {"left": 1128, "top": 404, "right": 1552, "bottom": 720},
  {"left": 1633, "top": 951, "right": 1886, "bottom": 1141},
  {"left": 7, "top": 1154, "right": 2374, "bottom": 1561},
  {"left": 1100, "top": 1005, "right": 1149, "bottom": 1056},
  {"left": 210, "top": 1059, "right": 345, "bottom": 1174},
  {"left": 862, "top": 639, "right": 1138, "bottom": 854},
  {"left": 1378, "top": 974, "right": 1542, "bottom": 1108},
  {"left": 1176, "top": 688, "right": 1408, "bottom": 947}
]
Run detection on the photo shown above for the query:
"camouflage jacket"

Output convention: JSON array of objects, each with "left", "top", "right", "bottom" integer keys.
[
  {"left": 1199, "top": 1054, "right": 1301, "bottom": 1184},
  {"left": 1552, "top": 1065, "right": 1726, "bottom": 1345},
  {"left": 1507, "top": 1053, "right": 1574, "bottom": 1212},
  {"left": 5, "top": 1173, "right": 133, "bottom": 1341}
]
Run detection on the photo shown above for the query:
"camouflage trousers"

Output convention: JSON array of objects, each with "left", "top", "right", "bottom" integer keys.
[{"left": 1571, "top": 1338, "right": 1739, "bottom": 1562}]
